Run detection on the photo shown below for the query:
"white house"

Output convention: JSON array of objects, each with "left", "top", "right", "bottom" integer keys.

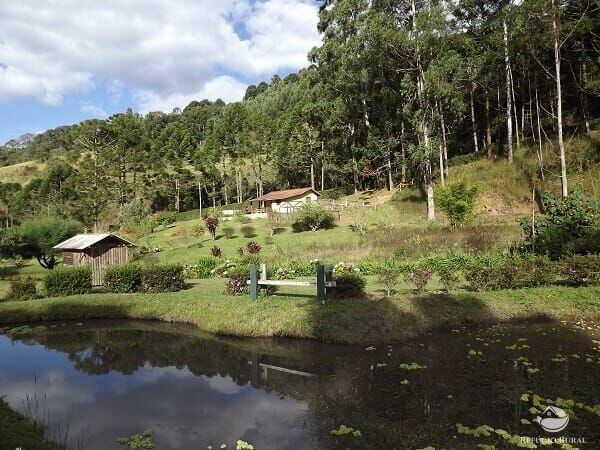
[{"left": 250, "top": 187, "right": 320, "bottom": 215}]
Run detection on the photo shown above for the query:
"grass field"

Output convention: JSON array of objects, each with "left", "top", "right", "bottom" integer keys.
[
  {"left": 0, "top": 160, "right": 46, "bottom": 185},
  {"left": 1, "top": 280, "right": 598, "bottom": 344}
]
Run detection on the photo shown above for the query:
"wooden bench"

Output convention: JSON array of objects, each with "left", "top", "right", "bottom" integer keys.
[{"left": 248, "top": 263, "right": 336, "bottom": 304}]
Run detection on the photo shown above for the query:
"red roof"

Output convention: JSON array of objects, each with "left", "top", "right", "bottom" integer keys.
[{"left": 254, "top": 187, "right": 319, "bottom": 202}]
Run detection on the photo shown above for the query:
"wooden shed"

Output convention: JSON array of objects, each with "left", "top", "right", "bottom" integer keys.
[{"left": 53, "top": 234, "right": 136, "bottom": 286}]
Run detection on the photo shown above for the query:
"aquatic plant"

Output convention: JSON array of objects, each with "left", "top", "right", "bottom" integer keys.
[
  {"left": 117, "top": 429, "right": 154, "bottom": 449},
  {"left": 330, "top": 424, "right": 362, "bottom": 438}
]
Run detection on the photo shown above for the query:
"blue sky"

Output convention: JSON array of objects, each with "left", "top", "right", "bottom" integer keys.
[{"left": 0, "top": 0, "right": 320, "bottom": 144}]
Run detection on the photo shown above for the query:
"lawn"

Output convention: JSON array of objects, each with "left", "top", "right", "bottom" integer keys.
[{"left": 1, "top": 278, "right": 598, "bottom": 344}]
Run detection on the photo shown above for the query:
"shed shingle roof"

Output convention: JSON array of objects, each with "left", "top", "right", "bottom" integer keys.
[
  {"left": 253, "top": 187, "right": 319, "bottom": 202},
  {"left": 53, "top": 233, "right": 135, "bottom": 251}
]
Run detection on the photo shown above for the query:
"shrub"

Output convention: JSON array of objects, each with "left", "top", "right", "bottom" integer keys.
[
  {"left": 246, "top": 241, "right": 261, "bottom": 254},
  {"left": 226, "top": 266, "right": 249, "bottom": 296},
  {"left": 44, "top": 266, "right": 92, "bottom": 297},
  {"left": 103, "top": 263, "right": 143, "bottom": 293},
  {"left": 292, "top": 204, "right": 336, "bottom": 232},
  {"left": 192, "top": 223, "right": 205, "bottom": 238},
  {"left": 197, "top": 256, "right": 219, "bottom": 278},
  {"left": 203, "top": 215, "right": 219, "bottom": 240},
  {"left": 240, "top": 225, "right": 256, "bottom": 238},
  {"left": 222, "top": 226, "right": 235, "bottom": 239},
  {"left": 437, "top": 267, "right": 460, "bottom": 292},
  {"left": 6, "top": 277, "right": 38, "bottom": 301},
  {"left": 141, "top": 264, "right": 185, "bottom": 293},
  {"left": 465, "top": 266, "right": 494, "bottom": 291},
  {"left": 236, "top": 214, "right": 252, "bottom": 224},
  {"left": 404, "top": 267, "right": 434, "bottom": 293},
  {"left": 521, "top": 189, "right": 596, "bottom": 259},
  {"left": 333, "top": 272, "right": 366, "bottom": 298},
  {"left": 211, "top": 246, "right": 222, "bottom": 257},
  {"left": 377, "top": 268, "right": 399, "bottom": 296},
  {"left": 514, "top": 257, "right": 556, "bottom": 287},
  {"left": 435, "top": 181, "right": 478, "bottom": 228},
  {"left": 154, "top": 211, "right": 177, "bottom": 227},
  {"left": 333, "top": 261, "right": 358, "bottom": 276},
  {"left": 560, "top": 254, "right": 600, "bottom": 286}
]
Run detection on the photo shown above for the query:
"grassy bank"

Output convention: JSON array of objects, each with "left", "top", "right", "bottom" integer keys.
[
  {"left": 0, "top": 398, "right": 61, "bottom": 450},
  {"left": 1, "top": 278, "right": 598, "bottom": 344}
]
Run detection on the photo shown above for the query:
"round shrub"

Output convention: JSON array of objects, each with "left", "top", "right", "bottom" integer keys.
[
  {"left": 211, "top": 246, "right": 222, "bottom": 257},
  {"left": 222, "top": 226, "right": 235, "bottom": 239},
  {"left": 240, "top": 225, "right": 256, "bottom": 238},
  {"left": 404, "top": 267, "right": 434, "bottom": 293},
  {"left": 333, "top": 272, "right": 366, "bottom": 299},
  {"left": 435, "top": 181, "right": 478, "bottom": 228},
  {"left": 141, "top": 264, "right": 185, "bottom": 293},
  {"left": 5, "top": 277, "right": 38, "bottom": 301},
  {"left": 103, "top": 263, "right": 143, "bottom": 293},
  {"left": 44, "top": 267, "right": 92, "bottom": 297},
  {"left": 292, "top": 204, "right": 336, "bottom": 232}
]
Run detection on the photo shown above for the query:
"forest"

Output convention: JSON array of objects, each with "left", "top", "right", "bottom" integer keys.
[{"left": 0, "top": 0, "right": 598, "bottom": 230}]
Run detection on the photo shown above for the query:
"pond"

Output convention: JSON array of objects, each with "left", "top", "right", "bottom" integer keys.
[{"left": 0, "top": 320, "right": 599, "bottom": 449}]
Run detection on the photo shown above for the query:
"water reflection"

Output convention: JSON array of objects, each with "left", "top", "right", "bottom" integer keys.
[{"left": 0, "top": 320, "right": 599, "bottom": 449}]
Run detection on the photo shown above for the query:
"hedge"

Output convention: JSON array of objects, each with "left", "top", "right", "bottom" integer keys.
[
  {"left": 103, "top": 263, "right": 144, "bottom": 293},
  {"left": 141, "top": 264, "right": 185, "bottom": 293},
  {"left": 44, "top": 267, "right": 92, "bottom": 297}
]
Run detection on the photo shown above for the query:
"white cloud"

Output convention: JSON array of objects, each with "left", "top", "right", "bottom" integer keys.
[
  {"left": 0, "top": 0, "right": 320, "bottom": 112},
  {"left": 80, "top": 100, "right": 108, "bottom": 118}
]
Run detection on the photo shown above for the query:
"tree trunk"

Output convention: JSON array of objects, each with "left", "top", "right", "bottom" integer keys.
[
  {"left": 310, "top": 157, "right": 316, "bottom": 190},
  {"left": 485, "top": 87, "right": 492, "bottom": 157},
  {"left": 439, "top": 143, "right": 445, "bottom": 186},
  {"left": 553, "top": 1, "right": 568, "bottom": 197},
  {"left": 581, "top": 61, "right": 590, "bottom": 134},
  {"left": 535, "top": 86, "right": 545, "bottom": 181},
  {"left": 321, "top": 140, "right": 326, "bottom": 191},
  {"left": 470, "top": 83, "right": 479, "bottom": 153},
  {"left": 400, "top": 120, "right": 407, "bottom": 189},
  {"left": 175, "top": 178, "right": 180, "bottom": 212},
  {"left": 440, "top": 110, "right": 449, "bottom": 179},
  {"left": 387, "top": 155, "right": 394, "bottom": 190},
  {"left": 504, "top": 20, "right": 514, "bottom": 164},
  {"left": 509, "top": 65, "right": 520, "bottom": 149}
]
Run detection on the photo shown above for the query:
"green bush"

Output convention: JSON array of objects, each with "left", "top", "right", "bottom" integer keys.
[
  {"left": 521, "top": 189, "right": 596, "bottom": 259},
  {"left": 240, "top": 225, "right": 256, "bottom": 238},
  {"left": 5, "top": 277, "right": 38, "bottom": 301},
  {"left": 141, "top": 264, "right": 185, "bottom": 293},
  {"left": 435, "top": 181, "right": 478, "bottom": 228},
  {"left": 560, "top": 254, "right": 600, "bottom": 286},
  {"left": 292, "top": 204, "right": 336, "bottom": 232},
  {"left": 103, "top": 263, "right": 143, "bottom": 293},
  {"left": 377, "top": 268, "right": 400, "bottom": 296},
  {"left": 197, "top": 255, "right": 219, "bottom": 278},
  {"left": 466, "top": 257, "right": 558, "bottom": 291},
  {"left": 333, "top": 272, "right": 366, "bottom": 298},
  {"left": 222, "top": 226, "right": 235, "bottom": 239},
  {"left": 154, "top": 211, "right": 177, "bottom": 227},
  {"left": 436, "top": 267, "right": 460, "bottom": 291},
  {"left": 44, "top": 266, "right": 92, "bottom": 297}
]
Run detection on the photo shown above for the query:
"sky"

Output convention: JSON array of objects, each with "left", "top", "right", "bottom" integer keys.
[{"left": 0, "top": 0, "right": 321, "bottom": 144}]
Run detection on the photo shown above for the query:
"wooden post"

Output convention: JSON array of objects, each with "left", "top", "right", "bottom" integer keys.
[
  {"left": 317, "top": 264, "right": 325, "bottom": 304},
  {"left": 250, "top": 264, "right": 258, "bottom": 300},
  {"left": 260, "top": 263, "right": 267, "bottom": 281},
  {"left": 324, "top": 264, "right": 333, "bottom": 299}
]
